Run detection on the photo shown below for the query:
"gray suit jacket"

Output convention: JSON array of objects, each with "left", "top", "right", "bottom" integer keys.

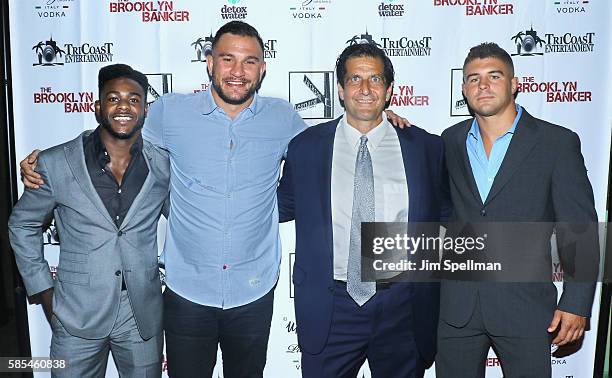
[
  {"left": 9, "top": 130, "right": 170, "bottom": 340},
  {"left": 440, "top": 108, "right": 599, "bottom": 337}
]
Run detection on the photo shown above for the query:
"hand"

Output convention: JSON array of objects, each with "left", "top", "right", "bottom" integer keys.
[
  {"left": 20, "top": 149, "right": 43, "bottom": 189},
  {"left": 547, "top": 309, "right": 586, "bottom": 346},
  {"left": 384, "top": 109, "right": 411, "bottom": 129},
  {"left": 31, "top": 288, "right": 54, "bottom": 326}
]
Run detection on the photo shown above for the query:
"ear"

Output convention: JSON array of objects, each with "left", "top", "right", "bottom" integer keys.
[
  {"left": 260, "top": 60, "right": 266, "bottom": 78},
  {"left": 143, "top": 102, "right": 149, "bottom": 117},
  {"left": 385, "top": 82, "right": 394, "bottom": 101},
  {"left": 461, "top": 82, "right": 467, "bottom": 98},
  {"left": 510, "top": 76, "right": 518, "bottom": 95},
  {"left": 337, "top": 82, "right": 345, "bottom": 102},
  {"left": 207, "top": 55, "right": 214, "bottom": 78},
  {"left": 94, "top": 100, "right": 101, "bottom": 116}
]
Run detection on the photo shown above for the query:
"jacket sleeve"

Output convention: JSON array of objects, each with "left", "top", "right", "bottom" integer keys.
[
  {"left": 277, "top": 149, "right": 296, "bottom": 223},
  {"left": 551, "top": 131, "right": 599, "bottom": 317},
  {"left": 8, "top": 153, "right": 57, "bottom": 296}
]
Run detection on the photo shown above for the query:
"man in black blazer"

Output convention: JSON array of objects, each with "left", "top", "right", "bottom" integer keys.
[
  {"left": 279, "top": 43, "right": 449, "bottom": 377},
  {"left": 436, "top": 42, "right": 599, "bottom": 377}
]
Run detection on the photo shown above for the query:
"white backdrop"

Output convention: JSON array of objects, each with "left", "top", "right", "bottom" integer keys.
[{"left": 8, "top": 0, "right": 611, "bottom": 377}]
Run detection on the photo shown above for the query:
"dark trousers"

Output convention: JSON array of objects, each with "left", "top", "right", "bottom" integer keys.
[
  {"left": 436, "top": 295, "right": 552, "bottom": 378},
  {"left": 301, "top": 281, "right": 424, "bottom": 378},
  {"left": 163, "top": 287, "right": 274, "bottom": 378}
]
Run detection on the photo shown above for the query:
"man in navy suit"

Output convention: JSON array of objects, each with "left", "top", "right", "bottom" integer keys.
[{"left": 278, "top": 43, "right": 450, "bottom": 377}]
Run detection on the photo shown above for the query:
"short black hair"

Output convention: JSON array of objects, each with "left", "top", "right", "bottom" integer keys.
[
  {"left": 336, "top": 43, "right": 394, "bottom": 89},
  {"left": 463, "top": 42, "right": 514, "bottom": 79},
  {"left": 98, "top": 64, "right": 148, "bottom": 100},
  {"left": 212, "top": 21, "right": 264, "bottom": 55}
]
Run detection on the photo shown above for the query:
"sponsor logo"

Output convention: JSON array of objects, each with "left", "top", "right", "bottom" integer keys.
[
  {"left": 553, "top": 0, "right": 590, "bottom": 14},
  {"left": 33, "top": 86, "right": 95, "bottom": 113},
  {"left": 450, "top": 68, "right": 470, "bottom": 117},
  {"left": 346, "top": 29, "right": 432, "bottom": 57},
  {"left": 145, "top": 73, "right": 172, "bottom": 104},
  {"left": 285, "top": 320, "right": 297, "bottom": 333},
  {"left": 378, "top": 0, "right": 406, "bottom": 17},
  {"left": 191, "top": 34, "right": 214, "bottom": 63},
  {"left": 289, "top": 71, "right": 334, "bottom": 119},
  {"left": 50, "top": 266, "right": 58, "bottom": 280},
  {"left": 286, "top": 344, "right": 301, "bottom": 353},
  {"left": 389, "top": 84, "right": 430, "bottom": 107},
  {"left": 517, "top": 76, "right": 592, "bottom": 103},
  {"left": 433, "top": 0, "right": 515, "bottom": 16},
  {"left": 220, "top": 0, "right": 247, "bottom": 19},
  {"left": 34, "top": 0, "right": 75, "bottom": 18},
  {"left": 289, "top": 0, "right": 332, "bottom": 20},
  {"left": 485, "top": 358, "right": 501, "bottom": 367},
  {"left": 109, "top": 0, "right": 190, "bottom": 22},
  {"left": 511, "top": 27, "right": 595, "bottom": 56},
  {"left": 551, "top": 359, "right": 567, "bottom": 365},
  {"left": 32, "top": 37, "right": 114, "bottom": 66},
  {"left": 264, "top": 39, "right": 278, "bottom": 59}
]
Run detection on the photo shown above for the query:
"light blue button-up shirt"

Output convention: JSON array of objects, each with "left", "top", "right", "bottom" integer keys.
[
  {"left": 466, "top": 104, "right": 523, "bottom": 203},
  {"left": 143, "top": 90, "right": 307, "bottom": 308}
]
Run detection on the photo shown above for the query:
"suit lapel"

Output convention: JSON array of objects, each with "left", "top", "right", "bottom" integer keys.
[
  {"left": 119, "top": 142, "right": 157, "bottom": 228},
  {"left": 484, "top": 110, "right": 539, "bottom": 205},
  {"left": 64, "top": 132, "right": 116, "bottom": 228},
  {"left": 320, "top": 118, "right": 340, "bottom": 258},
  {"left": 455, "top": 121, "right": 483, "bottom": 206}
]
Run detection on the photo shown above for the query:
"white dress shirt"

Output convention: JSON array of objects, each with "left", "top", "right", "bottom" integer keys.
[{"left": 331, "top": 115, "right": 409, "bottom": 280}]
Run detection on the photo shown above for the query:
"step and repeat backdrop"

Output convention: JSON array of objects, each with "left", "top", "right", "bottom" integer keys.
[{"left": 8, "top": 0, "right": 612, "bottom": 377}]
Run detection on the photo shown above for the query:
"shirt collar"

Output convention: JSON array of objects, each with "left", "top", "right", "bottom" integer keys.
[
  {"left": 202, "top": 88, "right": 259, "bottom": 116},
  {"left": 468, "top": 103, "right": 523, "bottom": 142},
  {"left": 340, "top": 114, "right": 390, "bottom": 152}
]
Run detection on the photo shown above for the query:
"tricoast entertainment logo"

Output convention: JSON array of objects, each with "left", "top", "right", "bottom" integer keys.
[
  {"left": 449, "top": 68, "right": 470, "bottom": 117},
  {"left": 145, "top": 73, "right": 173, "bottom": 104},
  {"left": 109, "top": 0, "right": 190, "bottom": 22},
  {"left": 510, "top": 26, "right": 595, "bottom": 56},
  {"left": 346, "top": 29, "right": 432, "bottom": 57},
  {"left": 32, "top": 37, "right": 114, "bottom": 66}
]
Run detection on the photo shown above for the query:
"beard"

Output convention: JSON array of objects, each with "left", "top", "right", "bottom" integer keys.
[
  {"left": 100, "top": 116, "right": 145, "bottom": 140},
  {"left": 211, "top": 70, "right": 261, "bottom": 106}
]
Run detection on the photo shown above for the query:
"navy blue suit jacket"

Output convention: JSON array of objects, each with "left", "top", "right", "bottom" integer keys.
[{"left": 278, "top": 117, "right": 450, "bottom": 366}]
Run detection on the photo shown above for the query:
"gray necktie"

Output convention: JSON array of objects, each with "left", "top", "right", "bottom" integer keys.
[{"left": 347, "top": 135, "right": 376, "bottom": 306}]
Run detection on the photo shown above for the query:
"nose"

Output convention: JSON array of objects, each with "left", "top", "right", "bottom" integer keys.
[
  {"left": 230, "top": 61, "right": 245, "bottom": 77},
  {"left": 478, "top": 77, "right": 490, "bottom": 90},
  {"left": 359, "top": 79, "right": 371, "bottom": 95}
]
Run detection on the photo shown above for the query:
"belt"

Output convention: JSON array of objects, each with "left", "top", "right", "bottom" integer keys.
[{"left": 333, "top": 280, "right": 394, "bottom": 290}]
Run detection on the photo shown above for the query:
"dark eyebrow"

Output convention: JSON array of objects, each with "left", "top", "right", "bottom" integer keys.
[
  {"left": 465, "top": 70, "right": 504, "bottom": 80},
  {"left": 218, "top": 53, "right": 261, "bottom": 62},
  {"left": 105, "top": 91, "right": 143, "bottom": 98}
]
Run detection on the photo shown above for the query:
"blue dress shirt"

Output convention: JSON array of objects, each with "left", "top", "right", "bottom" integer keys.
[
  {"left": 466, "top": 104, "right": 523, "bottom": 203},
  {"left": 143, "top": 90, "right": 307, "bottom": 308}
]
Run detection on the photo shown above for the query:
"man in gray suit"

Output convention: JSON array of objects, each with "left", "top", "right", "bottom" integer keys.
[
  {"left": 9, "top": 64, "right": 169, "bottom": 377},
  {"left": 436, "top": 43, "right": 599, "bottom": 377}
]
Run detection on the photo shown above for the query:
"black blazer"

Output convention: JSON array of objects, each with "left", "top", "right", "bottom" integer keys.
[{"left": 440, "top": 107, "right": 599, "bottom": 336}]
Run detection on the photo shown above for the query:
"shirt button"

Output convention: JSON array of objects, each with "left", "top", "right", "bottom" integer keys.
[
  {"left": 118, "top": 188, "right": 122, "bottom": 194},
  {"left": 117, "top": 230, "right": 123, "bottom": 236},
  {"left": 480, "top": 208, "right": 487, "bottom": 216},
  {"left": 223, "top": 264, "right": 228, "bottom": 270},
  {"left": 115, "top": 270, "right": 121, "bottom": 276}
]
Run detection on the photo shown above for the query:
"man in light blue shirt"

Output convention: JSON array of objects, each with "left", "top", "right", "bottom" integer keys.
[{"left": 143, "top": 22, "right": 306, "bottom": 377}]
